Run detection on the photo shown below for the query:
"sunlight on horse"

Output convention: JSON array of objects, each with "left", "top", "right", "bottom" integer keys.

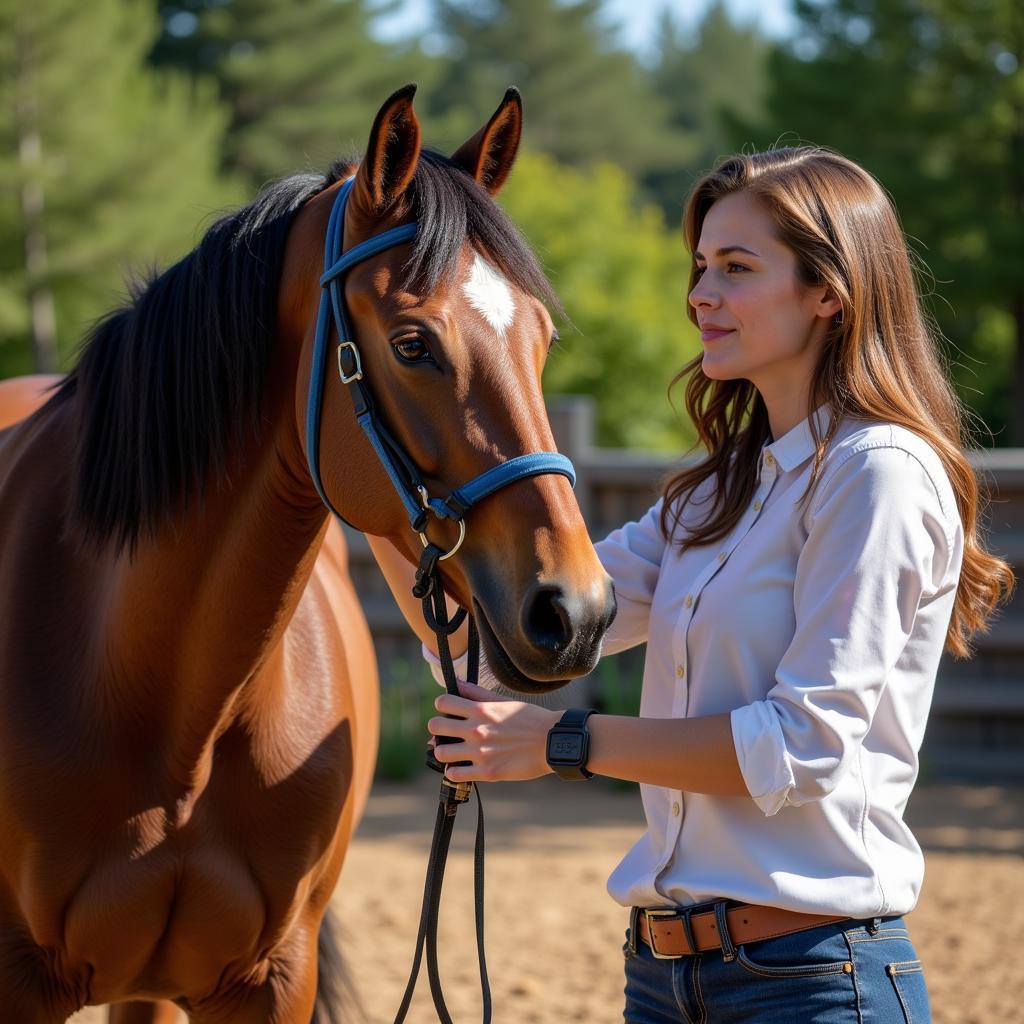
[{"left": 0, "top": 86, "right": 613, "bottom": 1022}]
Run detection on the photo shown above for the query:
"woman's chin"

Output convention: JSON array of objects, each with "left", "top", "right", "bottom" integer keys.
[{"left": 701, "top": 356, "right": 739, "bottom": 380}]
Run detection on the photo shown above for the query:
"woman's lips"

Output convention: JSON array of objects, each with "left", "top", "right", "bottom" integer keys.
[{"left": 700, "top": 328, "right": 733, "bottom": 342}]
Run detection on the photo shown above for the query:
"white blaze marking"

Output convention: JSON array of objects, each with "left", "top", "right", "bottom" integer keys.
[{"left": 463, "top": 254, "right": 515, "bottom": 336}]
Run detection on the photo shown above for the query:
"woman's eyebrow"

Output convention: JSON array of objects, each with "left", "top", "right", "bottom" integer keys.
[{"left": 693, "top": 245, "right": 761, "bottom": 261}]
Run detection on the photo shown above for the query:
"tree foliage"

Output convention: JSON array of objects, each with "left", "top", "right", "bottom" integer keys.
[
  {"left": 425, "top": 0, "right": 689, "bottom": 181},
  {"left": 0, "top": 0, "right": 238, "bottom": 374},
  {"left": 151, "top": 0, "right": 434, "bottom": 186},
  {"left": 645, "top": 2, "right": 771, "bottom": 215},
  {"left": 501, "top": 152, "right": 699, "bottom": 450}
]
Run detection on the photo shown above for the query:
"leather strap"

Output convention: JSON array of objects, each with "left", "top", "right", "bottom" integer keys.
[{"left": 635, "top": 903, "right": 848, "bottom": 958}]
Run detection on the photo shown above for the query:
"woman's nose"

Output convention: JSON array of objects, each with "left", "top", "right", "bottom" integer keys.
[{"left": 688, "top": 277, "right": 719, "bottom": 310}]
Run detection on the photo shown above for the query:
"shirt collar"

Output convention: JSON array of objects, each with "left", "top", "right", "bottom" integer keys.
[{"left": 763, "top": 404, "right": 832, "bottom": 473}]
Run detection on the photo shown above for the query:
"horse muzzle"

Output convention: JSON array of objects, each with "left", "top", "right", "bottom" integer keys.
[{"left": 471, "top": 575, "right": 616, "bottom": 694}]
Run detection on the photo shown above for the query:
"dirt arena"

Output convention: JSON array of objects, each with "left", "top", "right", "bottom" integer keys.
[{"left": 72, "top": 776, "right": 1024, "bottom": 1023}]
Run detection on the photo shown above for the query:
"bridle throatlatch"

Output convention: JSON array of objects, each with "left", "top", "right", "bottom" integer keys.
[{"left": 305, "top": 175, "right": 577, "bottom": 1023}]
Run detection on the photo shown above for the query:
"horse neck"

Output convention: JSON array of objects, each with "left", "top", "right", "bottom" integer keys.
[{"left": 104, "top": 346, "right": 328, "bottom": 772}]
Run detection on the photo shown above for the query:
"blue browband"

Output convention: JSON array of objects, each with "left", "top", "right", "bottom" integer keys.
[{"left": 306, "top": 176, "right": 576, "bottom": 551}]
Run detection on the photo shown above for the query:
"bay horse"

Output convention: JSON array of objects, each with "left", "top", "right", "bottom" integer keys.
[{"left": 0, "top": 85, "right": 614, "bottom": 1023}]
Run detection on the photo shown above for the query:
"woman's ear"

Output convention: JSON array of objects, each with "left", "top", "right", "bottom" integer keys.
[{"left": 815, "top": 288, "right": 844, "bottom": 321}]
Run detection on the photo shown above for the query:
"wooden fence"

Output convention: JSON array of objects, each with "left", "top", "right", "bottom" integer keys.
[{"left": 345, "top": 397, "right": 1024, "bottom": 781}]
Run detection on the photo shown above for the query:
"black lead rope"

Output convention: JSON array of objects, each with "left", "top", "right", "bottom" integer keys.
[{"left": 393, "top": 544, "right": 491, "bottom": 1024}]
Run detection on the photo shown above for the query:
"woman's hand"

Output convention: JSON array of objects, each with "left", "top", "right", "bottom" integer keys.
[{"left": 427, "top": 681, "right": 561, "bottom": 783}]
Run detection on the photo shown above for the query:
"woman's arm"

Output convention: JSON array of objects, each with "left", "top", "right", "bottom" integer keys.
[
  {"left": 428, "top": 681, "right": 748, "bottom": 796},
  {"left": 366, "top": 534, "right": 468, "bottom": 658}
]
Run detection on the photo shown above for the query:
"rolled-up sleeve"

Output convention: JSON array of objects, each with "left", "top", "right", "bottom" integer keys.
[
  {"left": 595, "top": 498, "right": 667, "bottom": 655},
  {"left": 731, "top": 445, "right": 955, "bottom": 815}
]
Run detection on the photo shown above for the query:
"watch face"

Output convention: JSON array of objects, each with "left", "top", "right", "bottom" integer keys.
[{"left": 549, "top": 733, "right": 585, "bottom": 763}]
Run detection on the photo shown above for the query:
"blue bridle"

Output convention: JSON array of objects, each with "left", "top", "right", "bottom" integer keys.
[{"left": 305, "top": 176, "right": 576, "bottom": 558}]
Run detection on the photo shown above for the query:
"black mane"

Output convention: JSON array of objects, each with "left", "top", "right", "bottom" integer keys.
[{"left": 54, "top": 150, "right": 556, "bottom": 554}]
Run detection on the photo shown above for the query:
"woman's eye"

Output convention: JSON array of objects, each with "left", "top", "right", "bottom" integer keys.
[
  {"left": 393, "top": 338, "right": 431, "bottom": 362},
  {"left": 727, "top": 263, "right": 750, "bottom": 273}
]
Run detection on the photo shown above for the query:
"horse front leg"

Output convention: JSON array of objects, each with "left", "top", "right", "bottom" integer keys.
[{"left": 107, "top": 1001, "right": 182, "bottom": 1024}]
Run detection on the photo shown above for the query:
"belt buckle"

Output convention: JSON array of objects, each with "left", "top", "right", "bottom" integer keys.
[{"left": 644, "top": 908, "right": 684, "bottom": 960}]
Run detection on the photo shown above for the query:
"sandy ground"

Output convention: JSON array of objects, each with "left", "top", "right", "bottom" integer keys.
[{"left": 70, "top": 777, "right": 1024, "bottom": 1024}]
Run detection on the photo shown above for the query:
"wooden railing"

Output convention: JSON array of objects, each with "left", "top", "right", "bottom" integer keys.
[{"left": 345, "top": 397, "right": 1024, "bottom": 781}]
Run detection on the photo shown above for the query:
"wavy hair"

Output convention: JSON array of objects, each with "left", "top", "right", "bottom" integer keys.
[{"left": 660, "top": 147, "right": 1014, "bottom": 657}]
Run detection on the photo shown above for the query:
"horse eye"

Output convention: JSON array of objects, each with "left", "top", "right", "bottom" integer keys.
[{"left": 393, "top": 338, "right": 431, "bottom": 363}]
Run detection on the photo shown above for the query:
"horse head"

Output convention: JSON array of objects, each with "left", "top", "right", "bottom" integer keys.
[{"left": 290, "top": 86, "right": 616, "bottom": 693}]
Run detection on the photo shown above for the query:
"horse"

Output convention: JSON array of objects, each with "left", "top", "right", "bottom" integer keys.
[{"left": 0, "top": 85, "right": 615, "bottom": 1023}]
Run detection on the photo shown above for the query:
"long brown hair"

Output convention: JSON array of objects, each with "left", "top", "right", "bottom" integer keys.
[{"left": 661, "top": 147, "right": 1014, "bottom": 657}]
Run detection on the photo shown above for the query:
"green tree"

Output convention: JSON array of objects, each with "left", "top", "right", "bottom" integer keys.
[
  {"left": 645, "top": 1, "right": 771, "bottom": 216},
  {"left": 426, "top": 0, "right": 689, "bottom": 181},
  {"left": 501, "top": 151, "right": 699, "bottom": 451},
  {"left": 751, "top": 0, "right": 1023, "bottom": 443},
  {"left": 0, "top": 0, "right": 238, "bottom": 375},
  {"left": 154, "top": 0, "right": 434, "bottom": 186}
]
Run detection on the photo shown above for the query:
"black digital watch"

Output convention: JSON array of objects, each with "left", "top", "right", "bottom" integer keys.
[{"left": 545, "top": 708, "right": 596, "bottom": 781}]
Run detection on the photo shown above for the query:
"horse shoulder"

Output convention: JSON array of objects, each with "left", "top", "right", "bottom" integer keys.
[{"left": 300, "top": 517, "right": 379, "bottom": 825}]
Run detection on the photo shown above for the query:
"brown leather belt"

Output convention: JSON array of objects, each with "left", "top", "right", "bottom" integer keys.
[{"left": 633, "top": 903, "right": 848, "bottom": 959}]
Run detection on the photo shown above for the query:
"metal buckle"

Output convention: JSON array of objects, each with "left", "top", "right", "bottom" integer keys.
[
  {"left": 644, "top": 908, "right": 684, "bottom": 960},
  {"left": 417, "top": 486, "right": 466, "bottom": 561},
  {"left": 337, "top": 341, "right": 363, "bottom": 383}
]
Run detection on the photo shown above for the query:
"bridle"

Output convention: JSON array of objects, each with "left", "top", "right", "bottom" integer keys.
[
  {"left": 306, "top": 175, "right": 576, "bottom": 1022},
  {"left": 307, "top": 175, "right": 575, "bottom": 559}
]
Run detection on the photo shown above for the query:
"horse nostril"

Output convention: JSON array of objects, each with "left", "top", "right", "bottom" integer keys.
[{"left": 522, "top": 585, "right": 575, "bottom": 653}]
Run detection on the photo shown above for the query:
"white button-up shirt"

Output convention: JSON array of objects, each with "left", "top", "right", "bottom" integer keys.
[
  {"left": 598, "top": 411, "right": 963, "bottom": 918},
  {"left": 428, "top": 410, "right": 963, "bottom": 919}
]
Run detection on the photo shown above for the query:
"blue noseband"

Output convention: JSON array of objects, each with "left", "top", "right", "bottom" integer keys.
[{"left": 305, "top": 176, "right": 576, "bottom": 555}]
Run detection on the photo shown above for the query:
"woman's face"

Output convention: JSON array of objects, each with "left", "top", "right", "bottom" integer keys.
[{"left": 688, "top": 191, "right": 840, "bottom": 409}]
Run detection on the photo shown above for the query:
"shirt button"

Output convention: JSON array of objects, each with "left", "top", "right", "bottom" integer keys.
[
  {"left": 676, "top": 664, "right": 685, "bottom": 678},
  {"left": 684, "top": 594, "right": 693, "bottom": 609},
  {"left": 753, "top": 499, "right": 763, "bottom": 511},
  {"left": 717, "top": 551, "right": 727, "bottom": 562},
  {"left": 672, "top": 801, "right": 681, "bottom": 817}
]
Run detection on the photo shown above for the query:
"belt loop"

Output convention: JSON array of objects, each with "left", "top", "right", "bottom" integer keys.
[
  {"left": 714, "top": 901, "right": 737, "bottom": 963},
  {"left": 627, "top": 907, "right": 639, "bottom": 955},
  {"left": 681, "top": 908, "right": 697, "bottom": 955}
]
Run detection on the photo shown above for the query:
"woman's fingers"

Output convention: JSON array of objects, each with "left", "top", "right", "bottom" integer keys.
[
  {"left": 434, "top": 692, "right": 482, "bottom": 716},
  {"left": 455, "top": 679, "right": 505, "bottom": 701},
  {"left": 427, "top": 713, "right": 471, "bottom": 738}
]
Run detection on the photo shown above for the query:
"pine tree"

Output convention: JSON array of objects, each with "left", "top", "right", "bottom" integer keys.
[
  {"left": 0, "top": 0, "right": 239, "bottom": 374},
  {"left": 645, "top": 2, "right": 771, "bottom": 217},
  {"left": 165, "top": 0, "right": 434, "bottom": 186},
  {"left": 426, "top": 0, "right": 689, "bottom": 180}
]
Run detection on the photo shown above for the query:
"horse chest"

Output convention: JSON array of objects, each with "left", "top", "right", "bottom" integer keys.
[
  {"left": 63, "top": 836, "right": 270, "bottom": 1001},
  {"left": 19, "top": 723, "right": 350, "bottom": 1004}
]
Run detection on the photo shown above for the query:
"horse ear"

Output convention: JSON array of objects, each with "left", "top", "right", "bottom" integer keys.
[
  {"left": 450, "top": 87, "right": 522, "bottom": 195},
  {"left": 351, "top": 84, "right": 422, "bottom": 217}
]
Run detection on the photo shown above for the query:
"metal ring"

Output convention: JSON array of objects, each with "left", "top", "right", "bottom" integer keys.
[{"left": 419, "top": 518, "right": 466, "bottom": 561}]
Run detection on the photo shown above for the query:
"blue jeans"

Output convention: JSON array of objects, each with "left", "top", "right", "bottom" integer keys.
[{"left": 623, "top": 907, "right": 930, "bottom": 1023}]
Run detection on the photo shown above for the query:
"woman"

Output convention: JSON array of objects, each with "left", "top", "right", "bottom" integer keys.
[{"left": 369, "top": 147, "right": 1013, "bottom": 1022}]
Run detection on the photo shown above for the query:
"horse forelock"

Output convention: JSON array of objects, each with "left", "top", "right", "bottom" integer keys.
[{"left": 329, "top": 150, "right": 560, "bottom": 313}]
